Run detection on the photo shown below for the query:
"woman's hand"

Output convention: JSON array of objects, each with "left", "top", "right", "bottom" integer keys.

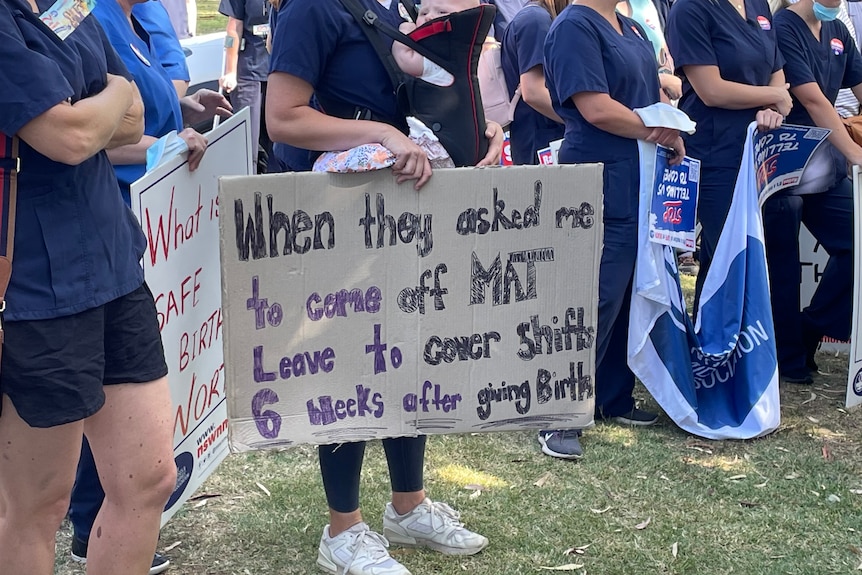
[
  {"left": 645, "top": 126, "right": 680, "bottom": 148},
  {"left": 380, "top": 128, "right": 432, "bottom": 190},
  {"left": 660, "top": 73, "right": 682, "bottom": 101},
  {"left": 181, "top": 89, "right": 233, "bottom": 126},
  {"left": 668, "top": 136, "right": 686, "bottom": 166},
  {"left": 476, "top": 121, "right": 503, "bottom": 166},
  {"left": 178, "top": 127, "right": 209, "bottom": 171},
  {"left": 770, "top": 84, "right": 793, "bottom": 117},
  {"left": 755, "top": 108, "right": 784, "bottom": 131}
]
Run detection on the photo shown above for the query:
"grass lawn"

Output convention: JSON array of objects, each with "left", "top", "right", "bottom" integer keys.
[
  {"left": 196, "top": 0, "right": 227, "bottom": 36},
  {"left": 53, "top": 279, "right": 862, "bottom": 574}
]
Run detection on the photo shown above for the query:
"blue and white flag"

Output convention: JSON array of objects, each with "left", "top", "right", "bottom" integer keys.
[{"left": 629, "top": 116, "right": 780, "bottom": 440}]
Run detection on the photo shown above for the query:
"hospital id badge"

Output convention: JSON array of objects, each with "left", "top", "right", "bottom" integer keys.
[
  {"left": 40, "top": 0, "right": 96, "bottom": 41},
  {"left": 253, "top": 24, "right": 270, "bottom": 37}
]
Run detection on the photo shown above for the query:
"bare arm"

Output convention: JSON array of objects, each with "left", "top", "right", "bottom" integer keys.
[
  {"left": 572, "top": 91, "right": 685, "bottom": 162},
  {"left": 683, "top": 65, "right": 791, "bottom": 114},
  {"left": 220, "top": 17, "right": 244, "bottom": 92},
  {"left": 266, "top": 71, "right": 432, "bottom": 188},
  {"left": 17, "top": 74, "right": 134, "bottom": 165},
  {"left": 107, "top": 80, "right": 145, "bottom": 149},
  {"left": 393, "top": 22, "right": 423, "bottom": 77},
  {"left": 520, "top": 66, "right": 563, "bottom": 124},
  {"left": 172, "top": 79, "right": 190, "bottom": 98},
  {"left": 794, "top": 81, "right": 862, "bottom": 166}
]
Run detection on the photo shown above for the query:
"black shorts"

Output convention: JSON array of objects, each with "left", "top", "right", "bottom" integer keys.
[{"left": 0, "top": 284, "right": 168, "bottom": 428}]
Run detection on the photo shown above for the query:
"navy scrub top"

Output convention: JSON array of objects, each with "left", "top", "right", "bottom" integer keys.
[
  {"left": 544, "top": 5, "right": 660, "bottom": 165},
  {"left": 270, "top": 0, "right": 407, "bottom": 137},
  {"left": 133, "top": 0, "right": 191, "bottom": 83},
  {"left": 666, "top": 0, "right": 784, "bottom": 170},
  {"left": 93, "top": 0, "right": 184, "bottom": 203},
  {"left": 501, "top": 2, "right": 564, "bottom": 165},
  {"left": 220, "top": 0, "right": 271, "bottom": 82},
  {"left": 0, "top": 0, "right": 146, "bottom": 321},
  {"left": 776, "top": 10, "right": 862, "bottom": 127}
]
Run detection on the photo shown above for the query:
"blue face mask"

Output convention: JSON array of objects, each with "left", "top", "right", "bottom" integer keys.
[{"left": 813, "top": 1, "right": 841, "bottom": 21}]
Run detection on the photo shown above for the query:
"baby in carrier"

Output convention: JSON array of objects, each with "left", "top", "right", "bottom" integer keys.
[{"left": 314, "top": 0, "right": 493, "bottom": 172}]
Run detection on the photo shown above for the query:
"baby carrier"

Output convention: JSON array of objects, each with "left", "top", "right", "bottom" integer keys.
[{"left": 336, "top": 0, "right": 496, "bottom": 167}]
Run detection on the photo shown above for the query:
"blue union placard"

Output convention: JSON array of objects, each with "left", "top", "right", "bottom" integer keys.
[{"left": 648, "top": 146, "right": 700, "bottom": 251}]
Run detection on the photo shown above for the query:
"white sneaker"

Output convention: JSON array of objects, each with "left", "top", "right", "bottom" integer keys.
[
  {"left": 317, "top": 522, "right": 411, "bottom": 575},
  {"left": 383, "top": 498, "right": 489, "bottom": 556}
]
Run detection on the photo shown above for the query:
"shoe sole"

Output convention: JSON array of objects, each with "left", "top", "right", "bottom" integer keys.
[
  {"left": 611, "top": 417, "right": 658, "bottom": 427},
  {"left": 384, "top": 531, "right": 488, "bottom": 556},
  {"left": 537, "top": 436, "right": 583, "bottom": 460}
]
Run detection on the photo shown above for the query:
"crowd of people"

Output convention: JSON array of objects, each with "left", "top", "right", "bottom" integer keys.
[{"left": 0, "top": 0, "right": 857, "bottom": 573}]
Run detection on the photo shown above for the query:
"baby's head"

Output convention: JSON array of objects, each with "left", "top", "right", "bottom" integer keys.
[{"left": 416, "top": 0, "right": 481, "bottom": 25}]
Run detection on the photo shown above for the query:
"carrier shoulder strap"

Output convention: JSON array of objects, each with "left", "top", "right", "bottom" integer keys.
[{"left": 0, "top": 135, "right": 19, "bottom": 321}]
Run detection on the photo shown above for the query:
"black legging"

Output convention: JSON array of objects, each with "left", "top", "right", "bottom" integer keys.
[{"left": 319, "top": 436, "right": 427, "bottom": 513}]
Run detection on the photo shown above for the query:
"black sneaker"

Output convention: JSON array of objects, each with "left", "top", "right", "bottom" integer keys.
[
  {"left": 780, "top": 368, "right": 813, "bottom": 385},
  {"left": 537, "top": 429, "right": 583, "bottom": 459},
  {"left": 611, "top": 408, "right": 659, "bottom": 426},
  {"left": 71, "top": 533, "right": 171, "bottom": 575}
]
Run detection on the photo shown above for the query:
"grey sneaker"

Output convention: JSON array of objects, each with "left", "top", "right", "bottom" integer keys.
[
  {"left": 537, "top": 429, "right": 583, "bottom": 459},
  {"left": 317, "top": 523, "right": 411, "bottom": 575},
  {"left": 383, "top": 498, "right": 488, "bottom": 556}
]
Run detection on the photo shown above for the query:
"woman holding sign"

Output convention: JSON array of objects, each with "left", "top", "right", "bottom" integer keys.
[
  {"left": 266, "top": 1, "right": 501, "bottom": 574},
  {"left": 0, "top": 1, "right": 177, "bottom": 574},
  {"left": 768, "top": 0, "right": 860, "bottom": 382},
  {"left": 665, "top": 0, "right": 791, "bottom": 305},
  {"left": 543, "top": 1, "right": 684, "bottom": 428}
]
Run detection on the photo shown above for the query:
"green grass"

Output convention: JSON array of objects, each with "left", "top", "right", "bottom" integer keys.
[
  {"left": 196, "top": 0, "right": 227, "bottom": 36},
  {"left": 55, "top": 356, "right": 862, "bottom": 575}
]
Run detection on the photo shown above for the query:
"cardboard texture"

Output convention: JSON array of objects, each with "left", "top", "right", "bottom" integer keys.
[
  {"left": 219, "top": 165, "right": 604, "bottom": 449},
  {"left": 131, "top": 110, "right": 253, "bottom": 524}
]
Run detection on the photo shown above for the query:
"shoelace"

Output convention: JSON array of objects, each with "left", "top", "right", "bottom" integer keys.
[
  {"left": 557, "top": 429, "right": 582, "bottom": 440},
  {"left": 427, "top": 500, "right": 464, "bottom": 530},
  {"left": 340, "top": 528, "right": 391, "bottom": 575}
]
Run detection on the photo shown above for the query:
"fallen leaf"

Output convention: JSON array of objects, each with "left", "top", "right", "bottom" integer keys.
[
  {"left": 850, "top": 489, "right": 862, "bottom": 495},
  {"left": 464, "top": 484, "right": 484, "bottom": 491},
  {"left": 590, "top": 506, "right": 612, "bottom": 514},
  {"left": 686, "top": 446, "right": 714, "bottom": 454},
  {"left": 162, "top": 541, "right": 182, "bottom": 553},
  {"left": 727, "top": 474, "right": 747, "bottom": 481},
  {"left": 848, "top": 545, "right": 862, "bottom": 556},
  {"left": 537, "top": 564, "right": 584, "bottom": 571},
  {"left": 511, "top": 458, "right": 527, "bottom": 463},
  {"left": 672, "top": 542, "right": 678, "bottom": 558},
  {"left": 636, "top": 474, "right": 648, "bottom": 480},
  {"left": 189, "top": 493, "right": 222, "bottom": 501},
  {"left": 534, "top": 471, "right": 553, "bottom": 488},
  {"left": 469, "top": 490, "right": 482, "bottom": 500},
  {"left": 822, "top": 445, "right": 833, "bottom": 461},
  {"left": 755, "top": 480, "right": 769, "bottom": 488},
  {"left": 739, "top": 501, "right": 760, "bottom": 508},
  {"left": 256, "top": 482, "right": 271, "bottom": 497},
  {"left": 775, "top": 447, "right": 791, "bottom": 453},
  {"left": 660, "top": 475, "right": 670, "bottom": 481},
  {"left": 807, "top": 416, "right": 820, "bottom": 424},
  {"left": 801, "top": 393, "right": 817, "bottom": 405},
  {"left": 784, "top": 473, "right": 800, "bottom": 480},
  {"left": 564, "top": 544, "right": 591, "bottom": 556},
  {"left": 827, "top": 494, "right": 841, "bottom": 503},
  {"left": 193, "top": 499, "right": 208, "bottom": 509},
  {"left": 634, "top": 517, "right": 651, "bottom": 530}
]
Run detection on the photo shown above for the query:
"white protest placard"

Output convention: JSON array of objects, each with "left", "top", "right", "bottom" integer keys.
[
  {"left": 219, "top": 165, "right": 603, "bottom": 449},
  {"left": 846, "top": 166, "right": 862, "bottom": 409},
  {"left": 799, "top": 225, "right": 849, "bottom": 355},
  {"left": 131, "top": 110, "right": 253, "bottom": 524}
]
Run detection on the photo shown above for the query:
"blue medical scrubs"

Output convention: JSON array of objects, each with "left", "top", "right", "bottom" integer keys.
[
  {"left": 501, "top": 2, "right": 564, "bottom": 165},
  {"left": 220, "top": 0, "right": 270, "bottom": 171},
  {"left": 666, "top": 0, "right": 783, "bottom": 297},
  {"left": 94, "top": 0, "right": 184, "bottom": 204},
  {"left": 764, "top": 11, "right": 862, "bottom": 376},
  {"left": 133, "top": 0, "right": 191, "bottom": 83},
  {"left": 544, "top": 5, "right": 660, "bottom": 418},
  {"left": 268, "top": 0, "right": 428, "bottom": 516},
  {"left": 0, "top": 0, "right": 146, "bottom": 322}
]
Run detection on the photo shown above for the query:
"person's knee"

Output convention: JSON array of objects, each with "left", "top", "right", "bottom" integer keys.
[
  {"left": 102, "top": 452, "right": 177, "bottom": 511},
  {"left": 3, "top": 482, "right": 73, "bottom": 533}
]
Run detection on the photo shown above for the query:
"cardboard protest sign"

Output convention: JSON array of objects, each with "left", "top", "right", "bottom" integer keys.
[
  {"left": 754, "top": 124, "right": 830, "bottom": 205},
  {"left": 649, "top": 146, "right": 700, "bottom": 250},
  {"left": 219, "top": 165, "right": 603, "bottom": 449},
  {"left": 131, "top": 110, "right": 253, "bottom": 524},
  {"left": 846, "top": 166, "right": 862, "bottom": 409}
]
